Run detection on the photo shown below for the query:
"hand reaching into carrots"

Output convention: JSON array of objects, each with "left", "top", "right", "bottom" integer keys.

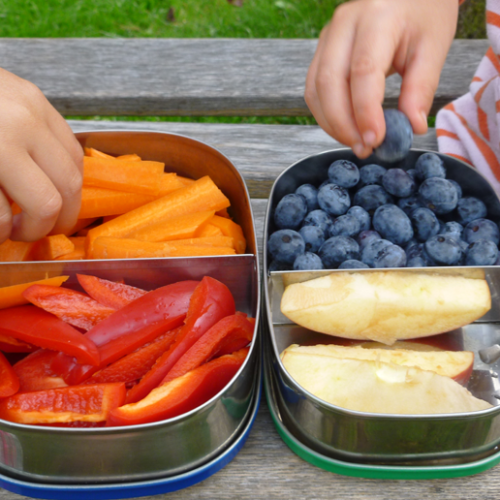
[
  {"left": 305, "top": 0, "right": 459, "bottom": 158},
  {"left": 0, "top": 68, "right": 83, "bottom": 243}
]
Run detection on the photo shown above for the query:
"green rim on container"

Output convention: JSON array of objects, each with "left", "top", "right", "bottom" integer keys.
[{"left": 263, "top": 356, "right": 500, "bottom": 480}]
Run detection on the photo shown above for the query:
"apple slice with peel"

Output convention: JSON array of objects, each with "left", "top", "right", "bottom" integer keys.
[
  {"left": 280, "top": 271, "right": 491, "bottom": 344},
  {"left": 281, "top": 351, "right": 492, "bottom": 415},
  {"left": 282, "top": 344, "right": 474, "bottom": 385}
]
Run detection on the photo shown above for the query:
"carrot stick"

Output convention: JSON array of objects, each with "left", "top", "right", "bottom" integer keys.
[
  {"left": 92, "top": 237, "right": 236, "bottom": 259},
  {"left": 0, "top": 276, "right": 69, "bottom": 310},
  {"left": 216, "top": 207, "right": 231, "bottom": 218},
  {"left": 177, "top": 176, "right": 195, "bottom": 187},
  {"left": 55, "top": 237, "right": 86, "bottom": 260},
  {"left": 67, "top": 217, "right": 99, "bottom": 237},
  {"left": 207, "top": 215, "right": 247, "bottom": 254},
  {"left": 86, "top": 176, "right": 230, "bottom": 257},
  {"left": 0, "top": 240, "right": 35, "bottom": 262},
  {"left": 116, "top": 154, "right": 141, "bottom": 161},
  {"left": 157, "top": 173, "right": 186, "bottom": 196},
  {"left": 130, "top": 210, "right": 215, "bottom": 242},
  {"left": 169, "top": 236, "right": 234, "bottom": 248},
  {"left": 83, "top": 157, "right": 165, "bottom": 196},
  {"left": 195, "top": 224, "right": 224, "bottom": 237},
  {"left": 31, "top": 235, "right": 75, "bottom": 261},
  {"left": 84, "top": 147, "right": 115, "bottom": 159}
]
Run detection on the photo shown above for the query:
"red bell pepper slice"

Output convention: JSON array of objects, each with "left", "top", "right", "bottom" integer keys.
[
  {"left": 13, "top": 349, "right": 67, "bottom": 393},
  {"left": 0, "top": 333, "right": 37, "bottom": 353},
  {"left": 83, "top": 326, "right": 182, "bottom": 386},
  {"left": 23, "top": 285, "right": 116, "bottom": 331},
  {"left": 107, "top": 347, "right": 248, "bottom": 426},
  {"left": 51, "top": 280, "right": 199, "bottom": 385},
  {"left": 0, "top": 305, "right": 100, "bottom": 366},
  {"left": 77, "top": 274, "right": 147, "bottom": 310},
  {"left": 0, "top": 383, "right": 126, "bottom": 424},
  {"left": 0, "top": 351, "right": 19, "bottom": 398},
  {"left": 125, "top": 276, "right": 236, "bottom": 404},
  {"left": 162, "top": 314, "right": 254, "bottom": 384}
]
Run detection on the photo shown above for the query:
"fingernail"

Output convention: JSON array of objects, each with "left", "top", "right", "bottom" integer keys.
[
  {"left": 363, "top": 131, "right": 376, "bottom": 147},
  {"left": 352, "top": 143, "right": 364, "bottom": 157}
]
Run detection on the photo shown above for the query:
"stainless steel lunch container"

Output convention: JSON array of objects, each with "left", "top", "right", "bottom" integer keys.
[
  {"left": 263, "top": 148, "right": 500, "bottom": 465},
  {"left": 0, "top": 131, "right": 261, "bottom": 484}
]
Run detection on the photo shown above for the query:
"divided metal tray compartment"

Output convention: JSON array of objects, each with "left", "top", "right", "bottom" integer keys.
[
  {"left": 0, "top": 130, "right": 261, "bottom": 486},
  {"left": 262, "top": 148, "right": 500, "bottom": 467}
]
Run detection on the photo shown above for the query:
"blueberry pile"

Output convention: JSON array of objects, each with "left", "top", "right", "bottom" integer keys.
[{"left": 268, "top": 151, "right": 500, "bottom": 271}]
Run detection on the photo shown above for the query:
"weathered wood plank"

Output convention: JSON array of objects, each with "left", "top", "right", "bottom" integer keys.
[
  {"left": 68, "top": 119, "right": 439, "bottom": 198},
  {"left": 1, "top": 39, "right": 489, "bottom": 116}
]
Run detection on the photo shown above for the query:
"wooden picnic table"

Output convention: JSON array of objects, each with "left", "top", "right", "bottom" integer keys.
[{"left": 1, "top": 37, "right": 499, "bottom": 500}]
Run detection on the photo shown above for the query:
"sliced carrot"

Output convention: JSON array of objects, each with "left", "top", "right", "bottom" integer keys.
[
  {"left": 67, "top": 217, "right": 99, "bottom": 237},
  {"left": 84, "top": 147, "right": 115, "bottom": 159},
  {"left": 195, "top": 223, "right": 224, "bottom": 237},
  {"left": 83, "top": 157, "right": 165, "bottom": 196},
  {"left": 0, "top": 276, "right": 69, "bottom": 310},
  {"left": 116, "top": 154, "right": 141, "bottom": 161},
  {"left": 75, "top": 219, "right": 102, "bottom": 237},
  {"left": 208, "top": 215, "right": 246, "bottom": 254},
  {"left": 216, "top": 207, "right": 231, "bottom": 218},
  {"left": 86, "top": 176, "right": 230, "bottom": 257},
  {"left": 0, "top": 240, "right": 36, "bottom": 262},
  {"left": 92, "top": 237, "right": 236, "bottom": 259},
  {"left": 130, "top": 210, "right": 215, "bottom": 242},
  {"left": 102, "top": 215, "right": 120, "bottom": 223},
  {"left": 170, "top": 236, "right": 235, "bottom": 248},
  {"left": 79, "top": 187, "right": 155, "bottom": 219},
  {"left": 177, "top": 176, "right": 195, "bottom": 187},
  {"left": 55, "top": 238, "right": 86, "bottom": 261},
  {"left": 31, "top": 235, "right": 75, "bottom": 261},
  {"left": 157, "top": 173, "right": 187, "bottom": 196}
]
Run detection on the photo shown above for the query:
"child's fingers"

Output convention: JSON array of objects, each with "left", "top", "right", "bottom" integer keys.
[
  {"left": 27, "top": 129, "right": 83, "bottom": 237},
  {"left": 0, "top": 191, "right": 13, "bottom": 244},
  {"left": 5, "top": 152, "right": 63, "bottom": 242},
  {"left": 398, "top": 40, "right": 448, "bottom": 135},
  {"left": 349, "top": 14, "right": 400, "bottom": 150}
]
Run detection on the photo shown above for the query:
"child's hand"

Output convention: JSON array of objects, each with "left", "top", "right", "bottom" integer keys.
[
  {"left": 0, "top": 68, "right": 83, "bottom": 243},
  {"left": 305, "top": 0, "right": 459, "bottom": 158}
]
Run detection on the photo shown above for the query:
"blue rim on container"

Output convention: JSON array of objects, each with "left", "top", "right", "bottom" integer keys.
[{"left": 0, "top": 363, "right": 262, "bottom": 500}]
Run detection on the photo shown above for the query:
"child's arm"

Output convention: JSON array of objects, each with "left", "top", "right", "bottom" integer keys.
[
  {"left": 0, "top": 68, "right": 83, "bottom": 243},
  {"left": 305, "top": 0, "right": 460, "bottom": 158}
]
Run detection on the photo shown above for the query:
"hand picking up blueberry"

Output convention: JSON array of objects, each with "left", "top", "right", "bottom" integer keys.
[{"left": 268, "top": 111, "right": 500, "bottom": 271}]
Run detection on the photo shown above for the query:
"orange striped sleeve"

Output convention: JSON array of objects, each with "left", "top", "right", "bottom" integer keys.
[
  {"left": 486, "top": 47, "right": 500, "bottom": 74},
  {"left": 436, "top": 129, "right": 460, "bottom": 140},
  {"left": 474, "top": 77, "right": 495, "bottom": 104},
  {"left": 487, "top": 10, "right": 500, "bottom": 29},
  {"left": 477, "top": 107, "right": 491, "bottom": 141},
  {"left": 446, "top": 153, "right": 474, "bottom": 166},
  {"left": 495, "top": 100, "right": 500, "bottom": 113},
  {"left": 472, "top": 76, "right": 483, "bottom": 83}
]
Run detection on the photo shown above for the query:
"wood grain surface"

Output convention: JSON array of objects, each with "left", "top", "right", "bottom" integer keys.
[
  {"left": 1, "top": 120, "right": 498, "bottom": 500},
  {"left": 0, "top": 38, "right": 489, "bottom": 116}
]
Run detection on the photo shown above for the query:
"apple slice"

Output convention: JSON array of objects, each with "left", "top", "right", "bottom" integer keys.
[
  {"left": 280, "top": 271, "right": 491, "bottom": 344},
  {"left": 282, "top": 344, "right": 474, "bottom": 385},
  {"left": 281, "top": 351, "right": 492, "bottom": 415}
]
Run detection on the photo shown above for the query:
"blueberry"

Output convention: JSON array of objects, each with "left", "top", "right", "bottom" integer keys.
[
  {"left": 338, "top": 259, "right": 370, "bottom": 269},
  {"left": 358, "top": 164, "right": 387, "bottom": 187},
  {"left": 295, "top": 184, "right": 319, "bottom": 212},
  {"left": 439, "top": 221, "right": 463, "bottom": 241},
  {"left": 415, "top": 153, "right": 446, "bottom": 180},
  {"left": 372, "top": 204, "right": 414, "bottom": 246},
  {"left": 328, "top": 159, "right": 360, "bottom": 188},
  {"left": 268, "top": 229, "right": 305, "bottom": 264},
  {"left": 448, "top": 179, "right": 463, "bottom": 199},
  {"left": 319, "top": 236, "right": 360, "bottom": 268},
  {"left": 357, "top": 230, "right": 381, "bottom": 250},
  {"left": 373, "top": 244, "right": 407, "bottom": 268},
  {"left": 407, "top": 256, "right": 428, "bottom": 267},
  {"left": 374, "top": 109, "right": 413, "bottom": 162},
  {"left": 347, "top": 206, "right": 371, "bottom": 232},
  {"left": 299, "top": 225, "right": 325, "bottom": 253},
  {"left": 353, "top": 185, "right": 394, "bottom": 213},
  {"left": 361, "top": 238, "right": 393, "bottom": 267},
  {"left": 382, "top": 168, "right": 416, "bottom": 198},
  {"left": 302, "top": 210, "right": 334, "bottom": 234},
  {"left": 329, "top": 214, "right": 361, "bottom": 238},
  {"left": 398, "top": 195, "right": 422, "bottom": 216},
  {"left": 418, "top": 177, "right": 458, "bottom": 214},
  {"left": 406, "top": 169, "right": 417, "bottom": 181},
  {"left": 319, "top": 179, "right": 331, "bottom": 190},
  {"left": 293, "top": 252, "right": 324, "bottom": 270},
  {"left": 406, "top": 241, "right": 425, "bottom": 260},
  {"left": 424, "top": 235, "right": 463, "bottom": 265},
  {"left": 268, "top": 260, "right": 290, "bottom": 272},
  {"left": 274, "top": 193, "right": 308, "bottom": 229},
  {"left": 464, "top": 218, "right": 500, "bottom": 245},
  {"left": 410, "top": 207, "right": 440, "bottom": 242},
  {"left": 457, "top": 197, "right": 488, "bottom": 225},
  {"left": 317, "top": 184, "right": 351, "bottom": 216},
  {"left": 465, "top": 240, "right": 499, "bottom": 266}
]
